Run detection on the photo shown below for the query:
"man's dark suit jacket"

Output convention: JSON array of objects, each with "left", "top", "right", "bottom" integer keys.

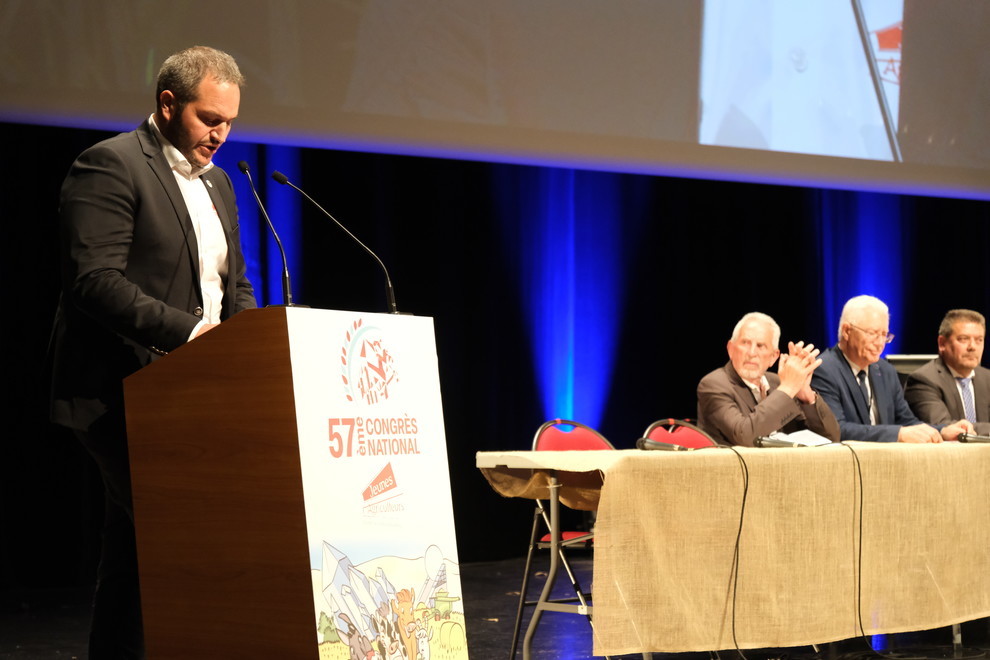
[
  {"left": 50, "top": 119, "right": 257, "bottom": 431},
  {"left": 811, "top": 345, "right": 927, "bottom": 442},
  {"left": 697, "top": 362, "right": 841, "bottom": 447},
  {"left": 904, "top": 357, "right": 990, "bottom": 435}
]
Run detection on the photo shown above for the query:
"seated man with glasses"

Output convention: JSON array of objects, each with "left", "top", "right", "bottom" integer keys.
[
  {"left": 697, "top": 312, "right": 841, "bottom": 446},
  {"left": 811, "top": 295, "right": 973, "bottom": 442},
  {"left": 904, "top": 309, "right": 990, "bottom": 436}
]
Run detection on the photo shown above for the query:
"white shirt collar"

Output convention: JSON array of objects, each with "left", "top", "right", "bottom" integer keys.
[
  {"left": 148, "top": 114, "right": 214, "bottom": 180},
  {"left": 741, "top": 374, "right": 770, "bottom": 400},
  {"left": 945, "top": 362, "right": 975, "bottom": 380},
  {"left": 839, "top": 346, "right": 871, "bottom": 376}
]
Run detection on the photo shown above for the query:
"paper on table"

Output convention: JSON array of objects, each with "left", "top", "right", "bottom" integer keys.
[{"left": 766, "top": 429, "right": 833, "bottom": 446}]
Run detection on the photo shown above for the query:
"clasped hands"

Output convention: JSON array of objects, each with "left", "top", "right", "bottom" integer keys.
[{"left": 776, "top": 341, "right": 821, "bottom": 403}]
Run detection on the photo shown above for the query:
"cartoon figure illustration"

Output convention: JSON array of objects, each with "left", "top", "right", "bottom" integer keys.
[
  {"left": 339, "top": 612, "right": 374, "bottom": 660},
  {"left": 318, "top": 543, "right": 466, "bottom": 658},
  {"left": 415, "top": 616, "right": 434, "bottom": 660},
  {"left": 371, "top": 604, "right": 404, "bottom": 660},
  {"left": 391, "top": 588, "right": 418, "bottom": 660}
]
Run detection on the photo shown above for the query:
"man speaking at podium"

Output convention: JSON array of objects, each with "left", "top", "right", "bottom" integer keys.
[{"left": 49, "top": 46, "right": 256, "bottom": 658}]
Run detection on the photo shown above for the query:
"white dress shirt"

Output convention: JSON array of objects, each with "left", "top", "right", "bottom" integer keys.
[{"left": 148, "top": 115, "right": 228, "bottom": 337}]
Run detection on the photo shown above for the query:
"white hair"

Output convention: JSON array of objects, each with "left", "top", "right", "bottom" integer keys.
[
  {"left": 731, "top": 312, "right": 780, "bottom": 348},
  {"left": 838, "top": 295, "right": 889, "bottom": 337}
]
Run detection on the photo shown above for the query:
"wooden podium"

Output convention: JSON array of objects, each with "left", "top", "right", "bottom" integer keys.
[
  {"left": 124, "top": 306, "right": 469, "bottom": 660},
  {"left": 124, "top": 307, "right": 315, "bottom": 658}
]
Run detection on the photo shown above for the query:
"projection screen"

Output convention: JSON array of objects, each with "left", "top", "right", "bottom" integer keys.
[{"left": 1, "top": 0, "right": 987, "bottom": 199}]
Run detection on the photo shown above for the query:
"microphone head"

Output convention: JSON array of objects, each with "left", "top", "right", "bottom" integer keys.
[
  {"left": 271, "top": 170, "right": 289, "bottom": 185},
  {"left": 237, "top": 160, "right": 250, "bottom": 174},
  {"left": 636, "top": 437, "right": 685, "bottom": 451}
]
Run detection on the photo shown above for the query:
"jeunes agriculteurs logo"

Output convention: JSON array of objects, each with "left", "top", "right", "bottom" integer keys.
[{"left": 340, "top": 319, "right": 398, "bottom": 405}]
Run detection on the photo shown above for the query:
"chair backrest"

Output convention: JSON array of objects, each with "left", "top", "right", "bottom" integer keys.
[
  {"left": 643, "top": 418, "right": 718, "bottom": 449},
  {"left": 532, "top": 419, "right": 614, "bottom": 451}
]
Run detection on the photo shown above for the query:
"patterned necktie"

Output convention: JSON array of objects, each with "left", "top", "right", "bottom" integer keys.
[{"left": 957, "top": 377, "right": 977, "bottom": 425}]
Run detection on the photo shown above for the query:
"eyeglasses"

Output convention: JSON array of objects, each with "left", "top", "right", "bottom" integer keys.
[
  {"left": 732, "top": 338, "right": 778, "bottom": 355},
  {"left": 848, "top": 323, "right": 895, "bottom": 344}
]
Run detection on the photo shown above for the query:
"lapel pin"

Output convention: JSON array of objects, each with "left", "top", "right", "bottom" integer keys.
[{"left": 205, "top": 179, "right": 213, "bottom": 188}]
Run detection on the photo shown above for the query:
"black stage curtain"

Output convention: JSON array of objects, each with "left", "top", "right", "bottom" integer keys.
[{"left": 2, "top": 121, "right": 988, "bottom": 589}]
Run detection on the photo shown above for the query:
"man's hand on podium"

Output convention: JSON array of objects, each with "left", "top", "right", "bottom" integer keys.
[{"left": 194, "top": 323, "right": 220, "bottom": 339}]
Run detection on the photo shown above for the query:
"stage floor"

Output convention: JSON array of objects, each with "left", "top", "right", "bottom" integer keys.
[{"left": 1, "top": 555, "right": 988, "bottom": 659}]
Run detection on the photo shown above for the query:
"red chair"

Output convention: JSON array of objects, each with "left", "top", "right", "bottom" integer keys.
[
  {"left": 638, "top": 418, "right": 719, "bottom": 450},
  {"left": 509, "top": 419, "right": 614, "bottom": 660}
]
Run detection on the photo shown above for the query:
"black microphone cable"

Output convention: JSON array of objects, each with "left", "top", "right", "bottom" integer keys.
[{"left": 725, "top": 445, "right": 751, "bottom": 660}]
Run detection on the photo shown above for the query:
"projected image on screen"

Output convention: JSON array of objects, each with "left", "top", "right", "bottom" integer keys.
[
  {"left": 698, "top": 0, "right": 990, "bottom": 175},
  {"left": 699, "top": 0, "right": 903, "bottom": 162},
  {"left": 1, "top": 0, "right": 987, "bottom": 197},
  {"left": 341, "top": 1, "right": 701, "bottom": 145}
]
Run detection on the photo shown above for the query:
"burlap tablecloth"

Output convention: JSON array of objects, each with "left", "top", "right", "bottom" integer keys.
[
  {"left": 478, "top": 450, "right": 625, "bottom": 510},
  {"left": 591, "top": 442, "right": 990, "bottom": 655}
]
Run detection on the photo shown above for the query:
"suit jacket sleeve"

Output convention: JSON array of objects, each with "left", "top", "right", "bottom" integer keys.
[
  {"left": 904, "top": 366, "right": 956, "bottom": 426},
  {"left": 812, "top": 351, "right": 901, "bottom": 442},
  {"left": 906, "top": 363, "right": 990, "bottom": 435},
  {"left": 59, "top": 134, "right": 260, "bottom": 354},
  {"left": 881, "top": 360, "right": 926, "bottom": 427},
  {"left": 978, "top": 371, "right": 990, "bottom": 435},
  {"left": 698, "top": 368, "right": 804, "bottom": 447},
  {"left": 792, "top": 395, "right": 842, "bottom": 442}
]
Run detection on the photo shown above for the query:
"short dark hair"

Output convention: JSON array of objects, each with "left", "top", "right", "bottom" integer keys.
[
  {"left": 938, "top": 309, "right": 986, "bottom": 338},
  {"left": 155, "top": 46, "right": 244, "bottom": 108}
]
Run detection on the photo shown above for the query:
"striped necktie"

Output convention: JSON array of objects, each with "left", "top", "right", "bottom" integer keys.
[{"left": 957, "top": 377, "right": 977, "bottom": 425}]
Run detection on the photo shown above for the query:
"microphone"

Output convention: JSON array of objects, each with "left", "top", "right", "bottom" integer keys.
[
  {"left": 237, "top": 161, "right": 296, "bottom": 307},
  {"left": 755, "top": 436, "right": 803, "bottom": 448},
  {"left": 959, "top": 433, "right": 990, "bottom": 443},
  {"left": 635, "top": 437, "right": 689, "bottom": 451},
  {"left": 271, "top": 170, "right": 399, "bottom": 314}
]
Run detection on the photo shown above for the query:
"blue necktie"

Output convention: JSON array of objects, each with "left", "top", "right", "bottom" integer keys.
[{"left": 957, "top": 377, "right": 977, "bottom": 425}]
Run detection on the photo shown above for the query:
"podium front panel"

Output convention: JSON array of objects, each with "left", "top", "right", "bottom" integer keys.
[{"left": 286, "top": 308, "right": 470, "bottom": 659}]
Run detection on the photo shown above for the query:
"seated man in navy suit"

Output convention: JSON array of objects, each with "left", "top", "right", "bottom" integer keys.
[{"left": 811, "top": 295, "right": 972, "bottom": 442}]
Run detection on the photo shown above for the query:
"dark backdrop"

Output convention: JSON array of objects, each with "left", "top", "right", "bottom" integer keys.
[{"left": 2, "top": 121, "right": 988, "bottom": 591}]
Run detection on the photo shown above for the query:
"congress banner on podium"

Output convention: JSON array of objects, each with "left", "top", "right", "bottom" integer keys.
[{"left": 286, "top": 308, "right": 469, "bottom": 659}]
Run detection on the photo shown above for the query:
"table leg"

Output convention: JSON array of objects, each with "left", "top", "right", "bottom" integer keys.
[{"left": 522, "top": 474, "right": 562, "bottom": 660}]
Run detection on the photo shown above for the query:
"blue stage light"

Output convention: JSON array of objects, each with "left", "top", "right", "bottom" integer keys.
[
  {"left": 816, "top": 190, "right": 902, "bottom": 351},
  {"left": 214, "top": 142, "right": 266, "bottom": 303},
  {"left": 214, "top": 143, "right": 302, "bottom": 307},
  {"left": 500, "top": 167, "right": 628, "bottom": 429},
  {"left": 262, "top": 145, "right": 302, "bottom": 306}
]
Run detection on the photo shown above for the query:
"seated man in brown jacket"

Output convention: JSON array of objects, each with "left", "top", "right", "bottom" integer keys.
[{"left": 697, "top": 312, "right": 841, "bottom": 446}]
